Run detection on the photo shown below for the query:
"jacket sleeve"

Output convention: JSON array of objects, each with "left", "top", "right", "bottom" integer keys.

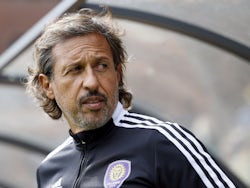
[{"left": 153, "top": 124, "right": 237, "bottom": 188}]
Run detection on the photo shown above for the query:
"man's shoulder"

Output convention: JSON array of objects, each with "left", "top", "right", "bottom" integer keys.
[
  {"left": 36, "top": 137, "right": 75, "bottom": 187},
  {"left": 117, "top": 112, "right": 185, "bottom": 142},
  {"left": 118, "top": 111, "right": 200, "bottom": 153},
  {"left": 118, "top": 111, "right": 178, "bottom": 132},
  {"left": 41, "top": 136, "right": 74, "bottom": 164}
]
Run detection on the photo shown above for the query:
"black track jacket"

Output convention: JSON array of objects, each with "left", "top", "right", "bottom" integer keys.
[{"left": 37, "top": 102, "right": 236, "bottom": 188}]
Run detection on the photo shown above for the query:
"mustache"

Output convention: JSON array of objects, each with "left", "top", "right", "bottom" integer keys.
[{"left": 78, "top": 90, "right": 107, "bottom": 105}]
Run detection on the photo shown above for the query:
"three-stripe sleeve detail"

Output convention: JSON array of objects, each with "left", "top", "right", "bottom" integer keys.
[{"left": 119, "top": 113, "right": 236, "bottom": 188}]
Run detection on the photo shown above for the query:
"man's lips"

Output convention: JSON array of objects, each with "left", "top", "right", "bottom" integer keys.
[
  {"left": 80, "top": 96, "right": 106, "bottom": 110},
  {"left": 82, "top": 96, "right": 105, "bottom": 104}
]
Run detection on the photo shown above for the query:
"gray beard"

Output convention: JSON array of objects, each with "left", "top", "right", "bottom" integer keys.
[{"left": 74, "top": 107, "right": 110, "bottom": 131}]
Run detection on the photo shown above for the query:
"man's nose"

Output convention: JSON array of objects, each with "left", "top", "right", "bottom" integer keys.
[{"left": 82, "top": 67, "right": 99, "bottom": 91}]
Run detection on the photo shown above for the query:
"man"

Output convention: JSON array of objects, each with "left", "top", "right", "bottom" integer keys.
[{"left": 27, "top": 7, "right": 237, "bottom": 188}]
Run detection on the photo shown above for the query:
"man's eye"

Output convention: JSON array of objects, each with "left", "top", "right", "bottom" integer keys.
[
  {"left": 67, "top": 65, "right": 82, "bottom": 74},
  {"left": 96, "top": 63, "right": 108, "bottom": 71},
  {"left": 73, "top": 66, "right": 82, "bottom": 71}
]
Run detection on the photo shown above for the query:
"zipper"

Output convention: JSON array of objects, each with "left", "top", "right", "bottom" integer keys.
[{"left": 73, "top": 141, "right": 87, "bottom": 188}]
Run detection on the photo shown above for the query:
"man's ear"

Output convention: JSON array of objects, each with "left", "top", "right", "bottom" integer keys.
[{"left": 38, "top": 74, "right": 55, "bottom": 99}]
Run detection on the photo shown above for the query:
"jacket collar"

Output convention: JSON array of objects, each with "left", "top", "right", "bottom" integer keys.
[
  {"left": 112, "top": 102, "right": 127, "bottom": 126},
  {"left": 69, "top": 118, "right": 114, "bottom": 148},
  {"left": 69, "top": 102, "right": 126, "bottom": 149}
]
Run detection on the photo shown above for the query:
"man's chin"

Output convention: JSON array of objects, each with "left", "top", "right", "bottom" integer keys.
[{"left": 77, "top": 112, "right": 110, "bottom": 129}]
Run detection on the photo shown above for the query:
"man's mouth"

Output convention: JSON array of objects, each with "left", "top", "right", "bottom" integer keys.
[{"left": 80, "top": 95, "right": 106, "bottom": 110}]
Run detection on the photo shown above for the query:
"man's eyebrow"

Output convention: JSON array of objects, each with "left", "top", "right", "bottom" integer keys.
[
  {"left": 60, "top": 55, "right": 112, "bottom": 71},
  {"left": 60, "top": 62, "right": 82, "bottom": 74},
  {"left": 95, "top": 55, "right": 114, "bottom": 63}
]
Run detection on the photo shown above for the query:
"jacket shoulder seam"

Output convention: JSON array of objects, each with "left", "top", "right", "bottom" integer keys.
[{"left": 41, "top": 137, "right": 73, "bottom": 163}]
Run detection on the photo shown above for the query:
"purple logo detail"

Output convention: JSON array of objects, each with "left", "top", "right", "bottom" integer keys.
[{"left": 103, "top": 160, "right": 131, "bottom": 188}]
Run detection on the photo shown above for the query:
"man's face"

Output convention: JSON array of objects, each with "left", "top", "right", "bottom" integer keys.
[{"left": 40, "top": 33, "right": 121, "bottom": 133}]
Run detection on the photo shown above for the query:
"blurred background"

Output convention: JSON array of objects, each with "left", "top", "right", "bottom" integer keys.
[{"left": 0, "top": 0, "right": 249, "bottom": 187}]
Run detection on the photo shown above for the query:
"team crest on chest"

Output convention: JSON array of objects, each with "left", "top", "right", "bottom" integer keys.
[{"left": 103, "top": 160, "right": 131, "bottom": 188}]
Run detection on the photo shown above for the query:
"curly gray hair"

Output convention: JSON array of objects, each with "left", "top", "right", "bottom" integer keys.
[{"left": 26, "top": 7, "right": 132, "bottom": 119}]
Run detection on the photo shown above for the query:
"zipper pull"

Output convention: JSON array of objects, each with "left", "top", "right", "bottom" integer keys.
[{"left": 81, "top": 141, "right": 87, "bottom": 151}]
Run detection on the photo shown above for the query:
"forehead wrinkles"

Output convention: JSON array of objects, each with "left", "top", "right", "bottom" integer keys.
[{"left": 52, "top": 34, "right": 113, "bottom": 63}]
